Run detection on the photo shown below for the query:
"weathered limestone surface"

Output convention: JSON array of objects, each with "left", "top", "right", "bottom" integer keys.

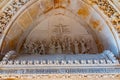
[{"left": 0, "top": 74, "right": 120, "bottom": 80}]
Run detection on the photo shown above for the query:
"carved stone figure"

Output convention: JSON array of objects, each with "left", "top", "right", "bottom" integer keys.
[
  {"left": 40, "top": 42, "right": 45, "bottom": 55},
  {"left": 67, "top": 37, "right": 73, "bottom": 54},
  {"left": 24, "top": 42, "right": 29, "bottom": 53},
  {"left": 74, "top": 40, "right": 79, "bottom": 54},
  {"left": 49, "top": 42, "right": 56, "bottom": 54},
  {"left": 32, "top": 42, "right": 38, "bottom": 54},
  {"left": 85, "top": 39, "right": 91, "bottom": 53},
  {"left": 80, "top": 38, "right": 86, "bottom": 54},
  {"left": 56, "top": 41, "right": 62, "bottom": 54},
  {"left": 62, "top": 41, "right": 66, "bottom": 53}
]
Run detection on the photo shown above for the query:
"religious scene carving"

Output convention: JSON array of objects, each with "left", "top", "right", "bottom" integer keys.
[
  {"left": 0, "top": 0, "right": 120, "bottom": 38},
  {"left": 23, "top": 35, "right": 97, "bottom": 54},
  {"left": 0, "top": 0, "right": 120, "bottom": 79}
]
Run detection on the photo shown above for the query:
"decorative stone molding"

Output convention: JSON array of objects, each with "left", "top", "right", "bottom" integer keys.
[
  {"left": 102, "top": 50, "right": 119, "bottom": 63},
  {"left": 86, "top": 0, "right": 120, "bottom": 37},
  {"left": 110, "top": 0, "right": 120, "bottom": 10},
  {"left": 0, "top": 59, "right": 115, "bottom": 66},
  {"left": 0, "top": 0, "right": 30, "bottom": 35},
  {"left": 1, "top": 65, "right": 120, "bottom": 74},
  {"left": 0, "top": 51, "right": 119, "bottom": 68},
  {"left": 2, "top": 50, "right": 16, "bottom": 61}
]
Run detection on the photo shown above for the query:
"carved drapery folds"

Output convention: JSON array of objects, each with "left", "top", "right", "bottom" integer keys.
[{"left": 23, "top": 36, "right": 97, "bottom": 54}]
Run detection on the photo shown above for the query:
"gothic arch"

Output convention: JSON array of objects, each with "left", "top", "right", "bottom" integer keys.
[{"left": 0, "top": 0, "right": 120, "bottom": 56}]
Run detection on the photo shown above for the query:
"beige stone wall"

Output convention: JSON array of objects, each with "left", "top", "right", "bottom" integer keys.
[{"left": 0, "top": 74, "right": 120, "bottom": 80}]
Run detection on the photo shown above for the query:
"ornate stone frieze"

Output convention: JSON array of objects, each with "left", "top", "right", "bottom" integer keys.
[
  {"left": 0, "top": 0, "right": 30, "bottom": 36},
  {"left": 0, "top": 50, "right": 119, "bottom": 66},
  {"left": 86, "top": 0, "right": 120, "bottom": 36},
  {"left": 23, "top": 35, "right": 97, "bottom": 54},
  {"left": 110, "top": 0, "right": 120, "bottom": 10}
]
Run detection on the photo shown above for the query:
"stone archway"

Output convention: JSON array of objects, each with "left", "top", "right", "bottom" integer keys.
[{"left": 0, "top": 0, "right": 119, "bottom": 56}]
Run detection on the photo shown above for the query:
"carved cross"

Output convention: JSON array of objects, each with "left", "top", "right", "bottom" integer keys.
[{"left": 53, "top": 24, "right": 69, "bottom": 36}]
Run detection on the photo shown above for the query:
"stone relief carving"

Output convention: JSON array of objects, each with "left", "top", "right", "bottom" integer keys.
[
  {"left": 40, "top": 0, "right": 54, "bottom": 12},
  {"left": 74, "top": 40, "right": 79, "bottom": 54},
  {"left": 91, "top": 0, "right": 120, "bottom": 33},
  {"left": 23, "top": 35, "right": 97, "bottom": 54},
  {"left": 2, "top": 50, "right": 16, "bottom": 61},
  {"left": 53, "top": 24, "right": 70, "bottom": 36},
  {"left": 0, "top": 0, "right": 30, "bottom": 34},
  {"left": 80, "top": 38, "right": 86, "bottom": 54},
  {"left": 0, "top": 0, "right": 119, "bottom": 38}
]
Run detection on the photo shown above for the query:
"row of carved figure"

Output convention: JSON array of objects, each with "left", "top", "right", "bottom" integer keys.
[{"left": 24, "top": 37, "right": 94, "bottom": 54}]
